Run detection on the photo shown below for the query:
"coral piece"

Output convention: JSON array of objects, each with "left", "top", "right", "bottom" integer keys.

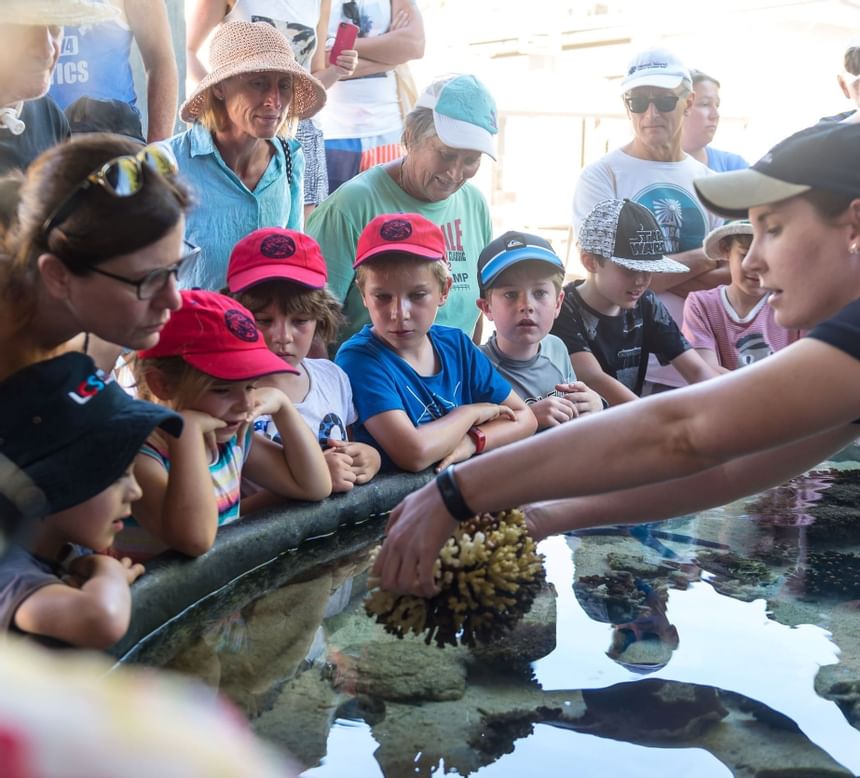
[
  {"left": 789, "top": 550, "right": 860, "bottom": 600},
  {"left": 364, "top": 509, "right": 546, "bottom": 648}
]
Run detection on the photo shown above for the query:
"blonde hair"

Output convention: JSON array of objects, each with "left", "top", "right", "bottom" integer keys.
[
  {"left": 131, "top": 355, "right": 217, "bottom": 409},
  {"left": 232, "top": 280, "right": 345, "bottom": 345},
  {"left": 355, "top": 254, "right": 450, "bottom": 293}
]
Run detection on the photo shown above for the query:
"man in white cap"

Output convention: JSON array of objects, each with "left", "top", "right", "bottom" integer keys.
[
  {"left": 0, "top": 0, "right": 118, "bottom": 172},
  {"left": 571, "top": 46, "right": 728, "bottom": 394}
]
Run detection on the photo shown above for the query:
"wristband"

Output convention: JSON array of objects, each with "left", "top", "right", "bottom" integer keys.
[
  {"left": 435, "top": 464, "right": 476, "bottom": 522},
  {"left": 467, "top": 425, "right": 486, "bottom": 454}
]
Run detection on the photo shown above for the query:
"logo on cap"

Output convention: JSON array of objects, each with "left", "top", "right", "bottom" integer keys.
[
  {"left": 379, "top": 218, "right": 413, "bottom": 242},
  {"left": 224, "top": 309, "right": 259, "bottom": 343},
  {"left": 67, "top": 370, "right": 116, "bottom": 406},
  {"left": 629, "top": 227, "right": 666, "bottom": 257},
  {"left": 505, "top": 237, "right": 525, "bottom": 250},
  {"left": 260, "top": 234, "right": 296, "bottom": 259}
]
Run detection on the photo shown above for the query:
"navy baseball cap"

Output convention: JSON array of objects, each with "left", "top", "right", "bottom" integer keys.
[
  {"left": 694, "top": 122, "right": 860, "bottom": 219},
  {"left": 0, "top": 352, "right": 182, "bottom": 523},
  {"left": 477, "top": 231, "right": 565, "bottom": 291}
]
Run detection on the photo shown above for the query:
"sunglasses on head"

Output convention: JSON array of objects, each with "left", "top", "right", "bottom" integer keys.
[
  {"left": 624, "top": 94, "right": 681, "bottom": 114},
  {"left": 87, "top": 240, "right": 201, "bottom": 301},
  {"left": 41, "top": 143, "right": 179, "bottom": 240}
]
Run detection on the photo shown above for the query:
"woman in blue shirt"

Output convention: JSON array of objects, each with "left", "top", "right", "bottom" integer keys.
[{"left": 169, "top": 19, "right": 326, "bottom": 290}]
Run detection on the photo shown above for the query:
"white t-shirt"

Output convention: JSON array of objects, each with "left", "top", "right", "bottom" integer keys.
[
  {"left": 254, "top": 358, "right": 358, "bottom": 446},
  {"left": 225, "top": 0, "right": 322, "bottom": 71},
  {"left": 572, "top": 147, "right": 722, "bottom": 387},
  {"left": 318, "top": 0, "right": 400, "bottom": 139}
]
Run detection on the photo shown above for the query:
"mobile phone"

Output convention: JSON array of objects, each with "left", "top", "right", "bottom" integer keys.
[{"left": 329, "top": 21, "right": 359, "bottom": 65}]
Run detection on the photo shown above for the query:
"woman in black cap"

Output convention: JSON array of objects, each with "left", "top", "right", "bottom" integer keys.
[{"left": 372, "top": 121, "right": 860, "bottom": 597}]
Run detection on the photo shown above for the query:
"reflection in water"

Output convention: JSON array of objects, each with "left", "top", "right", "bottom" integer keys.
[{"left": 135, "top": 467, "right": 860, "bottom": 777}]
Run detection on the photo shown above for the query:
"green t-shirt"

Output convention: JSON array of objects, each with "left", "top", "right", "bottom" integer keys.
[{"left": 306, "top": 166, "right": 492, "bottom": 347}]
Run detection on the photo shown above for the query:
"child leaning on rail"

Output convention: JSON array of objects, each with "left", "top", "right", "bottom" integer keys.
[
  {"left": 0, "top": 353, "right": 183, "bottom": 648},
  {"left": 335, "top": 213, "right": 537, "bottom": 472},
  {"left": 226, "top": 228, "right": 381, "bottom": 495},
  {"left": 113, "top": 290, "right": 331, "bottom": 563}
]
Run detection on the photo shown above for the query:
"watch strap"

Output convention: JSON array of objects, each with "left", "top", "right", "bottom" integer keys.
[{"left": 435, "top": 465, "right": 476, "bottom": 522}]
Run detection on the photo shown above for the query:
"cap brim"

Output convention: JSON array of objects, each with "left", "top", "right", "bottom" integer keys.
[
  {"left": 621, "top": 74, "right": 685, "bottom": 93},
  {"left": 703, "top": 223, "right": 753, "bottom": 261},
  {"left": 433, "top": 114, "right": 497, "bottom": 160},
  {"left": 184, "top": 349, "right": 298, "bottom": 380},
  {"left": 480, "top": 247, "right": 564, "bottom": 287},
  {"left": 26, "top": 403, "right": 182, "bottom": 517},
  {"left": 354, "top": 244, "right": 444, "bottom": 268},
  {"left": 229, "top": 265, "right": 327, "bottom": 293},
  {"left": 694, "top": 169, "right": 811, "bottom": 219},
  {"left": 610, "top": 255, "right": 689, "bottom": 274}
]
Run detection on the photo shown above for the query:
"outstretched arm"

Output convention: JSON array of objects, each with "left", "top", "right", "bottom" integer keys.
[{"left": 374, "top": 338, "right": 860, "bottom": 595}]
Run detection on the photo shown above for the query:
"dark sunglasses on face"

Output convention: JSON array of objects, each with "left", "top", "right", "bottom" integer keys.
[
  {"left": 624, "top": 94, "right": 681, "bottom": 114},
  {"left": 41, "top": 143, "right": 180, "bottom": 240},
  {"left": 87, "top": 240, "right": 201, "bottom": 300}
]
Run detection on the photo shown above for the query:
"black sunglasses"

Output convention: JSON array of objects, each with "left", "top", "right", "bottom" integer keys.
[
  {"left": 41, "top": 144, "right": 179, "bottom": 240},
  {"left": 624, "top": 94, "right": 681, "bottom": 114},
  {"left": 87, "top": 240, "right": 200, "bottom": 300}
]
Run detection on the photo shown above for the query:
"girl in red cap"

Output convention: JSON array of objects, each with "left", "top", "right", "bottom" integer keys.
[
  {"left": 114, "top": 289, "right": 331, "bottom": 561},
  {"left": 226, "top": 227, "right": 381, "bottom": 496}
]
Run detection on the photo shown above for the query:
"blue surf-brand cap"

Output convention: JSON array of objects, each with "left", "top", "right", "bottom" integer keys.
[{"left": 478, "top": 231, "right": 564, "bottom": 291}]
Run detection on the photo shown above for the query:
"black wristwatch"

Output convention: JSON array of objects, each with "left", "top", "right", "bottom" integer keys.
[{"left": 435, "top": 464, "right": 476, "bottom": 522}]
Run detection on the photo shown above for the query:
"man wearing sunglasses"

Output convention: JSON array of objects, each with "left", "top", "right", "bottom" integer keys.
[
  {"left": 0, "top": 0, "right": 118, "bottom": 174},
  {"left": 571, "top": 46, "right": 729, "bottom": 395}
]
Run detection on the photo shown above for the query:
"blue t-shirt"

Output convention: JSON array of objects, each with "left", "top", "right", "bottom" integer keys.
[
  {"left": 705, "top": 146, "right": 749, "bottom": 172},
  {"left": 335, "top": 324, "right": 511, "bottom": 462}
]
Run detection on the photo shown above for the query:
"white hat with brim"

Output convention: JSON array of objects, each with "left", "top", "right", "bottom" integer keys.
[
  {"left": 180, "top": 20, "right": 326, "bottom": 124},
  {"left": 620, "top": 47, "right": 692, "bottom": 94},
  {"left": 694, "top": 169, "right": 811, "bottom": 220},
  {"left": 702, "top": 221, "right": 753, "bottom": 261},
  {"left": 0, "top": 0, "right": 120, "bottom": 25}
]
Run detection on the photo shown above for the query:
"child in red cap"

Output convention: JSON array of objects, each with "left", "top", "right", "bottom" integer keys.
[
  {"left": 335, "top": 213, "right": 537, "bottom": 472},
  {"left": 226, "top": 228, "right": 381, "bottom": 495},
  {"left": 114, "top": 290, "right": 331, "bottom": 561}
]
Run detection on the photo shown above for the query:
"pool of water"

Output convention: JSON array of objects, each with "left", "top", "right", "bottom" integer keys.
[{"left": 130, "top": 463, "right": 860, "bottom": 777}]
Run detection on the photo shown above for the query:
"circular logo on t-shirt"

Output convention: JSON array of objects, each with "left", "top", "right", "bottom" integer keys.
[
  {"left": 633, "top": 184, "right": 708, "bottom": 253},
  {"left": 224, "top": 309, "right": 259, "bottom": 342},
  {"left": 260, "top": 234, "right": 296, "bottom": 258},
  {"left": 379, "top": 218, "right": 413, "bottom": 242}
]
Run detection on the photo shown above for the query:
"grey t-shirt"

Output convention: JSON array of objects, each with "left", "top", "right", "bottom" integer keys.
[{"left": 481, "top": 333, "right": 575, "bottom": 405}]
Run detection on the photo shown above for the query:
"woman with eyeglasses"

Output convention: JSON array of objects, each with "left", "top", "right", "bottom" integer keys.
[
  {"left": 373, "top": 121, "right": 860, "bottom": 598},
  {"left": 169, "top": 20, "right": 326, "bottom": 291},
  {"left": 0, "top": 133, "right": 192, "bottom": 381},
  {"left": 571, "top": 46, "right": 730, "bottom": 396}
]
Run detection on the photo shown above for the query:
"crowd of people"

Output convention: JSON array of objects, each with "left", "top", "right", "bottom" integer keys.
[{"left": 1, "top": 0, "right": 860, "bottom": 772}]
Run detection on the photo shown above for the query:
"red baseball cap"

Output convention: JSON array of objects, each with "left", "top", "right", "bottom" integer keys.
[
  {"left": 227, "top": 228, "right": 328, "bottom": 293},
  {"left": 138, "top": 290, "right": 298, "bottom": 379},
  {"left": 353, "top": 213, "right": 446, "bottom": 268}
]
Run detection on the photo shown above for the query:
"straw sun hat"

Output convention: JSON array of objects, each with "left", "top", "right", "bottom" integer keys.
[
  {"left": 0, "top": 0, "right": 119, "bottom": 25},
  {"left": 180, "top": 20, "right": 326, "bottom": 124}
]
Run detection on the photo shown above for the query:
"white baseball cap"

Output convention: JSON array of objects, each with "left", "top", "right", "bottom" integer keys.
[{"left": 621, "top": 48, "right": 692, "bottom": 94}]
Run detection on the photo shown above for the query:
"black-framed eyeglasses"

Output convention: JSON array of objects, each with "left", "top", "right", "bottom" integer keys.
[
  {"left": 41, "top": 143, "right": 179, "bottom": 240},
  {"left": 87, "top": 240, "right": 200, "bottom": 300},
  {"left": 624, "top": 94, "right": 681, "bottom": 114}
]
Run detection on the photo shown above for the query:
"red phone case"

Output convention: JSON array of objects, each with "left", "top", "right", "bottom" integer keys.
[{"left": 330, "top": 21, "right": 359, "bottom": 65}]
